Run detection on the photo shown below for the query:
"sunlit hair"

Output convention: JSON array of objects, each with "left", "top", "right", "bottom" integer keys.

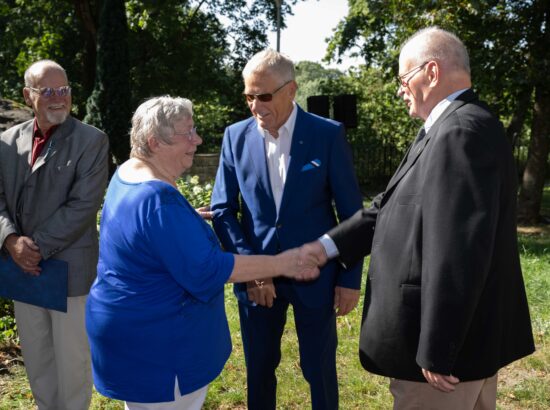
[
  {"left": 401, "top": 26, "right": 470, "bottom": 75},
  {"left": 242, "top": 48, "right": 295, "bottom": 83},
  {"left": 24, "top": 60, "right": 68, "bottom": 87},
  {"left": 130, "top": 96, "right": 193, "bottom": 159}
]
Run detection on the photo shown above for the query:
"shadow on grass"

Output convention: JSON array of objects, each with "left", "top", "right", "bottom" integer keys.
[{"left": 517, "top": 228, "right": 550, "bottom": 258}]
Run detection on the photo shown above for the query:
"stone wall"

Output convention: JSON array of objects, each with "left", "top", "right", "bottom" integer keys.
[
  {"left": 185, "top": 153, "right": 220, "bottom": 183},
  {"left": 0, "top": 99, "right": 33, "bottom": 132}
]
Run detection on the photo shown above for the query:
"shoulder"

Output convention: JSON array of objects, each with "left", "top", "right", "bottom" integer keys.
[
  {"left": 226, "top": 117, "right": 256, "bottom": 136},
  {"left": 297, "top": 106, "right": 343, "bottom": 135},
  {"left": 70, "top": 117, "right": 108, "bottom": 141},
  {"left": 1, "top": 119, "right": 34, "bottom": 141}
]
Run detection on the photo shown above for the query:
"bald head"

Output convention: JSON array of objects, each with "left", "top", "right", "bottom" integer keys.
[
  {"left": 400, "top": 27, "right": 470, "bottom": 77},
  {"left": 24, "top": 60, "right": 68, "bottom": 88}
]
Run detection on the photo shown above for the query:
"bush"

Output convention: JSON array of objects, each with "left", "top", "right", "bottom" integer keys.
[
  {"left": 176, "top": 174, "right": 213, "bottom": 209},
  {"left": 0, "top": 298, "right": 16, "bottom": 344}
]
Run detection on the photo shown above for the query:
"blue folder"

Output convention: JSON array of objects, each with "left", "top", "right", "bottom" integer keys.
[{"left": 0, "top": 256, "right": 68, "bottom": 312}]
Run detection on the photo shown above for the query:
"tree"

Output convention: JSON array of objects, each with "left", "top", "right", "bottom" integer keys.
[
  {"left": 326, "top": 0, "right": 550, "bottom": 222},
  {"left": 0, "top": 0, "right": 92, "bottom": 116},
  {"left": 85, "top": 0, "right": 131, "bottom": 165}
]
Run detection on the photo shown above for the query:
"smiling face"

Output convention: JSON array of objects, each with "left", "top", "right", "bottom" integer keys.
[
  {"left": 243, "top": 70, "right": 296, "bottom": 136},
  {"left": 160, "top": 117, "right": 202, "bottom": 174},
  {"left": 23, "top": 65, "right": 71, "bottom": 133}
]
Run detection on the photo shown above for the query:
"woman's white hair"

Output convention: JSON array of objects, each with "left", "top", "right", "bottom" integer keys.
[{"left": 130, "top": 95, "right": 193, "bottom": 159}]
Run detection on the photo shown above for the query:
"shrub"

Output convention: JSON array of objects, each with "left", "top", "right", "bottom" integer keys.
[{"left": 176, "top": 174, "right": 213, "bottom": 209}]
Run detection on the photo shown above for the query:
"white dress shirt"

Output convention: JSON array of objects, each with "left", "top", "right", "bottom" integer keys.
[{"left": 259, "top": 103, "right": 298, "bottom": 214}]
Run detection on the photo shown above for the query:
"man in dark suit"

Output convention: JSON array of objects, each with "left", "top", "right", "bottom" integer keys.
[
  {"left": 302, "top": 27, "right": 535, "bottom": 409},
  {"left": 0, "top": 60, "right": 109, "bottom": 409},
  {"left": 211, "top": 49, "right": 363, "bottom": 409}
]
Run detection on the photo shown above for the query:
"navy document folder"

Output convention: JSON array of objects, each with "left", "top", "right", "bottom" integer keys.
[{"left": 0, "top": 257, "right": 68, "bottom": 312}]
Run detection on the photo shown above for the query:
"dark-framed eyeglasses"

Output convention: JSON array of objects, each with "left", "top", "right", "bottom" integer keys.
[
  {"left": 173, "top": 127, "right": 199, "bottom": 142},
  {"left": 27, "top": 86, "right": 72, "bottom": 98},
  {"left": 244, "top": 80, "right": 292, "bottom": 103},
  {"left": 396, "top": 62, "right": 429, "bottom": 89}
]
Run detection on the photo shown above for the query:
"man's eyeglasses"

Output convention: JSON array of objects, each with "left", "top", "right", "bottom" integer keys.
[
  {"left": 244, "top": 80, "right": 292, "bottom": 103},
  {"left": 174, "top": 127, "right": 199, "bottom": 141},
  {"left": 396, "top": 62, "right": 429, "bottom": 89},
  {"left": 27, "top": 86, "right": 72, "bottom": 98}
]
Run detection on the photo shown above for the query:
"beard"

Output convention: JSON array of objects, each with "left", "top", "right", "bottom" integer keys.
[{"left": 45, "top": 108, "right": 69, "bottom": 125}]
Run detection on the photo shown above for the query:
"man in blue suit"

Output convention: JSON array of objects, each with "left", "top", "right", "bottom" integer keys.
[{"left": 211, "top": 49, "right": 363, "bottom": 410}]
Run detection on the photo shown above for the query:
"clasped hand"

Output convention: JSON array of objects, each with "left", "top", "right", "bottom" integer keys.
[{"left": 5, "top": 234, "right": 42, "bottom": 275}]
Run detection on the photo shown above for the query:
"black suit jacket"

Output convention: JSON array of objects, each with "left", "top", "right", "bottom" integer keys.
[{"left": 328, "top": 89, "right": 535, "bottom": 382}]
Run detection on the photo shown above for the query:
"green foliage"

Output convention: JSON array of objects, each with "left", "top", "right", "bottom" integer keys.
[
  {"left": 325, "top": 0, "right": 550, "bottom": 217},
  {"left": 295, "top": 61, "right": 419, "bottom": 188},
  {"left": 0, "top": 0, "right": 90, "bottom": 116},
  {"left": 294, "top": 61, "right": 344, "bottom": 108},
  {"left": 176, "top": 175, "right": 213, "bottom": 208},
  {"left": 85, "top": 0, "right": 131, "bottom": 165},
  {"left": 0, "top": 298, "right": 16, "bottom": 344},
  {"left": 192, "top": 101, "right": 235, "bottom": 153}
]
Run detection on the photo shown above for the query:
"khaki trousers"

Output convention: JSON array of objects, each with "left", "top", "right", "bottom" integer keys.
[
  {"left": 14, "top": 296, "right": 92, "bottom": 410},
  {"left": 390, "top": 373, "right": 498, "bottom": 410}
]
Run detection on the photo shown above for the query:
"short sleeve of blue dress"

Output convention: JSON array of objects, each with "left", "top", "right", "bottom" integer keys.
[{"left": 86, "top": 173, "right": 235, "bottom": 403}]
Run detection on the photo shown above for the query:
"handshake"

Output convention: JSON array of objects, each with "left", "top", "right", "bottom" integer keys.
[{"left": 278, "top": 240, "right": 330, "bottom": 281}]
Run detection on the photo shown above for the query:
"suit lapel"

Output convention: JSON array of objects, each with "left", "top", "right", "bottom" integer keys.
[
  {"left": 278, "top": 107, "right": 310, "bottom": 216},
  {"left": 31, "top": 117, "right": 74, "bottom": 174},
  {"left": 16, "top": 121, "right": 34, "bottom": 175},
  {"left": 383, "top": 89, "right": 476, "bottom": 201},
  {"left": 245, "top": 122, "right": 276, "bottom": 203}
]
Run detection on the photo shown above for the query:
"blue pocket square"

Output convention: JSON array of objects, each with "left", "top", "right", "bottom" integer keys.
[{"left": 301, "top": 159, "right": 321, "bottom": 172}]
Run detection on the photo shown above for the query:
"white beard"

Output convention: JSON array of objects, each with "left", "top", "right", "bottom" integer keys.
[{"left": 45, "top": 110, "right": 69, "bottom": 125}]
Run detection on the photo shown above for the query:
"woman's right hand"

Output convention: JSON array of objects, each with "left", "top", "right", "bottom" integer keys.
[{"left": 277, "top": 248, "right": 320, "bottom": 281}]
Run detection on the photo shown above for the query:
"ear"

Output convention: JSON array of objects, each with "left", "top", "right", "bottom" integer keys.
[
  {"left": 22, "top": 88, "right": 32, "bottom": 106},
  {"left": 427, "top": 61, "right": 440, "bottom": 87},
  {"left": 147, "top": 135, "right": 161, "bottom": 153},
  {"left": 288, "top": 80, "right": 298, "bottom": 98}
]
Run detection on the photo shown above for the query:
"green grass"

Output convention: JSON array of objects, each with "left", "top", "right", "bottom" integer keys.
[{"left": 1, "top": 197, "right": 549, "bottom": 409}]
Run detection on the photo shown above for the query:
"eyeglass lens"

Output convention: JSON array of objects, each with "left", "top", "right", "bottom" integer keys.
[{"left": 32, "top": 86, "right": 72, "bottom": 98}]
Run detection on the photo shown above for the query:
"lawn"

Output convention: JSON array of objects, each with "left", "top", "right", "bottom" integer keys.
[{"left": 1, "top": 192, "right": 549, "bottom": 409}]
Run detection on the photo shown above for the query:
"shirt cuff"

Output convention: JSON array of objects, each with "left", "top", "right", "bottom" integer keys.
[{"left": 319, "top": 234, "right": 339, "bottom": 259}]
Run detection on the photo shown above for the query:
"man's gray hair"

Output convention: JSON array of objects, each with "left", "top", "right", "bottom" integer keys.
[
  {"left": 242, "top": 48, "right": 295, "bottom": 83},
  {"left": 401, "top": 27, "right": 470, "bottom": 74},
  {"left": 24, "top": 60, "right": 67, "bottom": 87},
  {"left": 130, "top": 96, "right": 193, "bottom": 159}
]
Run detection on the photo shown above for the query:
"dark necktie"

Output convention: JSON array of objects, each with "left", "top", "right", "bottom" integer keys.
[
  {"left": 413, "top": 127, "right": 426, "bottom": 149},
  {"left": 404, "top": 127, "right": 425, "bottom": 163}
]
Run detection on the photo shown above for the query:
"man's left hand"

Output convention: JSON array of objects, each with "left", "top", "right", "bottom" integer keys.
[
  {"left": 422, "top": 368, "right": 460, "bottom": 392},
  {"left": 333, "top": 286, "right": 360, "bottom": 316}
]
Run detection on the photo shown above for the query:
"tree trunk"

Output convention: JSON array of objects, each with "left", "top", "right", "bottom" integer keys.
[
  {"left": 517, "top": 85, "right": 550, "bottom": 224},
  {"left": 73, "top": 0, "right": 99, "bottom": 99},
  {"left": 506, "top": 86, "right": 532, "bottom": 148}
]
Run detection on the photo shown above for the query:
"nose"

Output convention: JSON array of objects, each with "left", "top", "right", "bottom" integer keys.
[
  {"left": 396, "top": 84, "right": 405, "bottom": 97},
  {"left": 192, "top": 132, "right": 202, "bottom": 146}
]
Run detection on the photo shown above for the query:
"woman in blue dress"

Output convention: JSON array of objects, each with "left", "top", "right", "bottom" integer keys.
[{"left": 85, "top": 96, "right": 319, "bottom": 410}]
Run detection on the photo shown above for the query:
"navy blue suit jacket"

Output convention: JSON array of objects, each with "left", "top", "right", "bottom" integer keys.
[{"left": 211, "top": 105, "right": 363, "bottom": 307}]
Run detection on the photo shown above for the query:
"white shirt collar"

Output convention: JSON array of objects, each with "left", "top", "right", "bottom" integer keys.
[
  {"left": 257, "top": 102, "right": 298, "bottom": 138},
  {"left": 424, "top": 88, "right": 469, "bottom": 133}
]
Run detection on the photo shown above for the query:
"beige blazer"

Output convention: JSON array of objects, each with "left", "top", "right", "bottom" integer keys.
[{"left": 0, "top": 117, "right": 109, "bottom": 296}]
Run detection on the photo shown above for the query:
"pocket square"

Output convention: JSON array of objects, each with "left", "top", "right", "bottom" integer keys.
[{"left": 301, "top": 159, "right": 321, "bottom": 172}]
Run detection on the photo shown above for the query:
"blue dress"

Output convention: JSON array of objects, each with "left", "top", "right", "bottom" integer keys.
[{"left": 86, "top": 171, "right": 234, "bottom": 403}]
